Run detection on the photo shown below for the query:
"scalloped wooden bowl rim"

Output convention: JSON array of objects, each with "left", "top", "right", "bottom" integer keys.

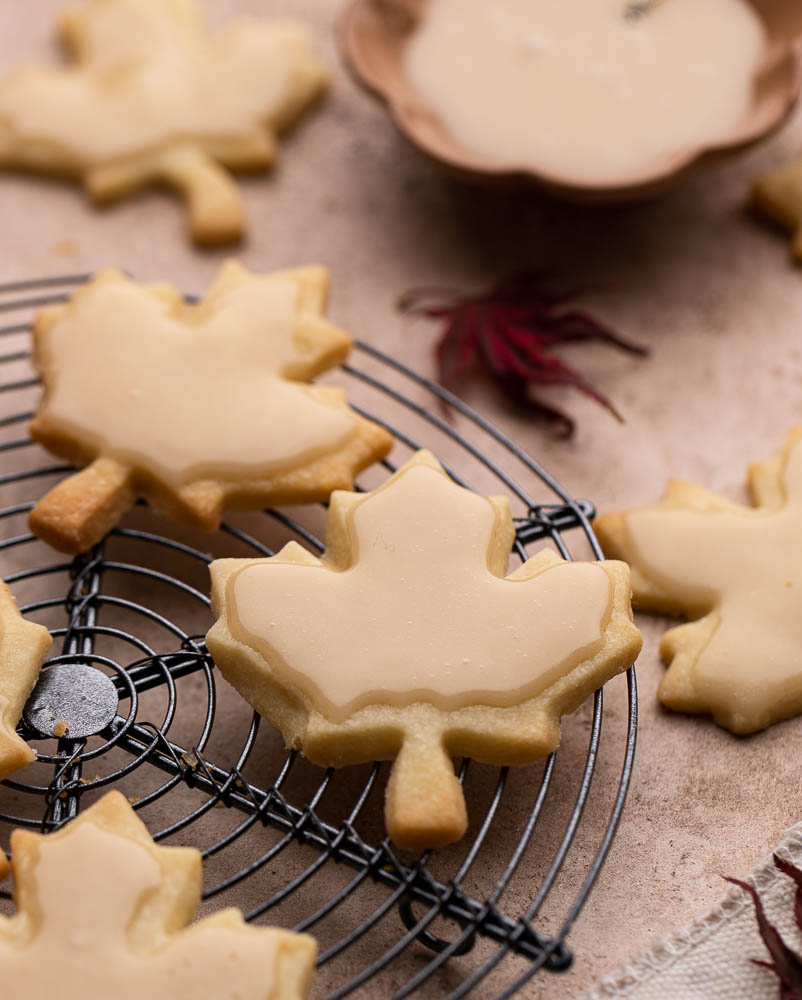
[{"left": 340, "top": 0, "right": 802, "bottom": 201}]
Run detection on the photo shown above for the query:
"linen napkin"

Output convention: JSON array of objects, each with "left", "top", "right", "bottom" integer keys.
[{"left": 582, "top": 821, "right": 802, "bottom": 999}]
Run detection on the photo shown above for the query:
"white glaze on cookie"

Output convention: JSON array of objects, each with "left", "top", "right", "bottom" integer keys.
[
  {"left": 622, "top": 438, "right": 802, "bottom": 729},
  {"left": 36, "top": 270, "right": 355, "bottom": 486},
  {"left": 0, "top": 824, "right": 279, "bottom": 999},
  {"left": 0, "top": 792, "right": 316, "bottom": 999},
  {"left": 0, "top": 0, "right": 320, "bottom": 163},
  {"left": 0, "top": 0, "right": 327, "bottom": 245},
  {"left": 227, "top": 462, "right": 613, "bottom": 721}
]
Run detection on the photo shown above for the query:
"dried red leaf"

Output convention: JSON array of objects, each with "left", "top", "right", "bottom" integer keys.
[
  {"left": 399, "top": 273, "right": 647, "bottom": 436},
  {"left": 726, "top": 854, "right": 802, "bottom": 999},
  {"left": 775, "top": 854, "right": 802, "bottom": 937}
]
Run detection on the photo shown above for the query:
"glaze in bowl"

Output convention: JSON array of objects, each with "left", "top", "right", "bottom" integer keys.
[{"left": 341, "top": 0, "right": 802, "bottom": 201}]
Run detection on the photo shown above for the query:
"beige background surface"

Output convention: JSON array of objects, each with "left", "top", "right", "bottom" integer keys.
[{"left": 0, "top": 2, "right": 801, "bottom": 998}]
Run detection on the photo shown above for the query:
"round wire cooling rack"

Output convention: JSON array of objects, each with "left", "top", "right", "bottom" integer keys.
[{"left": 0, "top": 273, "right": 637, "bottom": 999}]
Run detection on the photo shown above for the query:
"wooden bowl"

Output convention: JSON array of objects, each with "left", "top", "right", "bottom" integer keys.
[{"left": 341, "top": 0, "right": 802, "bottom": 201}]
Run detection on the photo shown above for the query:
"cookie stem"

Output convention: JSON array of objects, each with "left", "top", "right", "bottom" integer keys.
[
  {"left": 29, "top": 457, "right": 135, "bottom": 555},
  {"left": 385, "top": 730, "right": 468, "bottom": 851},
  {"left": 158, "top": 147, "right": 245, "bottom": 246}
]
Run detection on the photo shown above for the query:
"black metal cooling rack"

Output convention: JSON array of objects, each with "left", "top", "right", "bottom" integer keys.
[{"left": 0, "top": 274, "right": 637, "bottom": 999}]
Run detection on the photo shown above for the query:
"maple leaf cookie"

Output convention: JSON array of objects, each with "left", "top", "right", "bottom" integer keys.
[
  {"left": 595, "top": 428, "right": 802, "bottom": 734},
  {"left": 207, "top": 451, "right": 641, "bottom": 851},
  {"left": 0, "top": 0, "right": 327, "bottom": 245},
  {"left": 0, "top": 581, "right": 51, "bottom": 782},
  {"left": 0, "top": 790, "right": 316, "bottom": 999},
  {"left": 28, "top": 262, "right": 394, "bottom": 555}
]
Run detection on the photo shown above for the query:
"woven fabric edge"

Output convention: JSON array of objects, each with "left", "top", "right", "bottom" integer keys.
[{"left": 580, "top": 821, "right": 802, "bottom": 999}]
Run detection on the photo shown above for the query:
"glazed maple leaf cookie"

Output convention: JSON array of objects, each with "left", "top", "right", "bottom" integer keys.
[
  {"left": 0, "top": 790, "right": 316, "bottom": 999},
  {"left": 0, "top": 0, "right": 327, "bottom": 245},
  {"left": 753, "top": 155, "right": 802, "bottom": 261},
  {"left": 207, "top": 451, "right": 641, "bottom": 851},
  {"left": 28, "top": 262, "right": 394, "bottom": 555},
  {"left": 0, "top": 581, "right": 51, "bottom": 782},
  {"left": 595, "top": 428, "right": 802, "bottom": 734}
]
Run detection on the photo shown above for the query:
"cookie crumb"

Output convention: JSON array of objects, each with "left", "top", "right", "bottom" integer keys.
[{"left": 52, "top": 239, "right": 78, "bottom": 258}]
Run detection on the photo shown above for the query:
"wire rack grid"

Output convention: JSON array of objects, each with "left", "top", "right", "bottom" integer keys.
[{"left": 0, "top": 273, "right": 637, "bottom": 999}]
